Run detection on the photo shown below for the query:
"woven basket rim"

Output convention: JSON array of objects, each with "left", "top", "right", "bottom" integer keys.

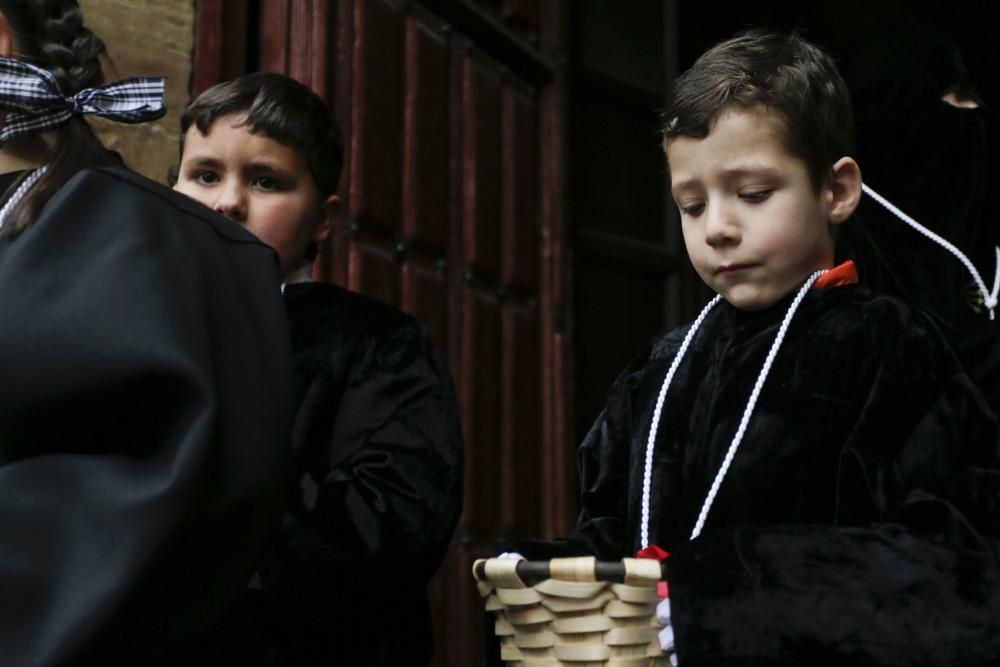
[{"left": 473, "top": 556, "right": 666, "bottom": 587}]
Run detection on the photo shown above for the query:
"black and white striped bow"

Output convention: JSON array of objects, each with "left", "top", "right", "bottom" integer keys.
[{"left": 0, "top": 57, "right": 166, "bottom": 145}]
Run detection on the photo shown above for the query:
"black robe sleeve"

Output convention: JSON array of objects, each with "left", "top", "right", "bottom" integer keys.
[
  {"left": 305, "top": 315, "right": 462, "bottom": 571},
  {"left": 261, "top": 285, "right": 463, "bottom": 665},
  {"left": 0, "top": 168, "right": 292, "bottom": 666}
]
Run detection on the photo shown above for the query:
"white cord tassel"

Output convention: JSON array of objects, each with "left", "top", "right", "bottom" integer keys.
[
  {"left": 862, "top": 182, "right": 1000, "bottom": 320},
  {"left": 639, "top": 270, "right": 826, "bottom": 548},
  {"left": 0, "top": 165, "right": 48, "bottom": 230}
]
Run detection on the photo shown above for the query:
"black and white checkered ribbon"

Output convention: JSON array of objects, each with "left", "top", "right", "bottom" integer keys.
[{"left": 0, "top": 57, "right": 165, "bottom": 145}]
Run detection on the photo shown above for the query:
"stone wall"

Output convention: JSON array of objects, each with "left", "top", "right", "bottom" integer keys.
[{"left": 80, "top": 0, "right": 195, "bottom": 184}]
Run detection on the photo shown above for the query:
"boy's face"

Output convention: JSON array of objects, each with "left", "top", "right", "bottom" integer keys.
[
  {"left": 174, "top": 113, "right": 335, "bottom": 280},
  {"left": 667, "top": 106, "right": 841, "bottom": 311}
]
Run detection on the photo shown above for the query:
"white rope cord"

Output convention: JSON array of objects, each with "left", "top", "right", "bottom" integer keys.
[
  {"left": 862, "top": 182, "right": 1000, "bottom": 320},
  {"left": 0, "top": 165, "right": 48, "bottom": 230},
  {"left": 689, "top": 270, "right": 825, "bottom": 540},
  {"left": 640, "top": 294, "right": 722, "bottom": 548},
  {"left": 638, "top": 269, "right": 827, "bottom": 547}
]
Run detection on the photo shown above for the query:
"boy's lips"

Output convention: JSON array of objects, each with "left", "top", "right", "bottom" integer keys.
[{"left": 715, "top": 262, "right": 757, "bottom": 275}]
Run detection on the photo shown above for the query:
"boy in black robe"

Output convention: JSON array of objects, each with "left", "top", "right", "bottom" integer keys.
[
  {"left": 173, "top": 72, "right": 464, "bottom": 666},
  {"left": 509, "top": 30, "right": 1000, "bottom": 666}
]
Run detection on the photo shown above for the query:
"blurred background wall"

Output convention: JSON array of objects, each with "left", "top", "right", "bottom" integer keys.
[{"left": 79, "top": 0, "right": 192, "bottom": 183}]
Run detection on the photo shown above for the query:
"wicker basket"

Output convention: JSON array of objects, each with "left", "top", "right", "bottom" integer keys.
[{"left": 473, "top": 556, "right": 668, "bottom": 666}]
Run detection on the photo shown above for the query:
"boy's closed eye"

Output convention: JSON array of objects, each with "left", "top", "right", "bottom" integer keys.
[
  {"left": 739, "top": 189, "right": 773, "bottom": 203},
  {"left": 678, "top": 201, "right": 705, "bottom": 217}
]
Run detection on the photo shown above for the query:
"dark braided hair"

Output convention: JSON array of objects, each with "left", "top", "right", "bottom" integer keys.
[{"left": 0, "top": 0, "right": 123, "bottom": 236}]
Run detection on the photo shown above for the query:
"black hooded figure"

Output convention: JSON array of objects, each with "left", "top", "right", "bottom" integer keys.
[{"left": 836, "top": 19, "right": 1000, "bottom": 403}]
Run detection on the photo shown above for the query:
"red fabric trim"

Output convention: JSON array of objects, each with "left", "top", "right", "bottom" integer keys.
[
  {"left": 636, "top": 545, "right": 670, "bottom": 561},
  {"left": 814, "top": 260, "right": 858, "bottom": 289},
  {"left": 636, "top": 544, "right": 670, "bottom": 599}
]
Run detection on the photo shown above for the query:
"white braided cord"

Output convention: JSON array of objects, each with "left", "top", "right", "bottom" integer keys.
[
  {"left": 638, "top": 270, "right": 827, "bottom": 547},
  {"left": 0, "top": 165, "right": 48, "bottom": 230},
  {"left": 688, "top": 270, "right": 825, "bottom": 540},
  {"left": 639, "top": 294, "right": 722, "bottom": 548},
  {"left": 862, "top": 182, "right": 1000, "bottom": 320}
]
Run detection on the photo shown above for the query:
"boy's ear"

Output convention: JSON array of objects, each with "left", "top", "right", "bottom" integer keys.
[
  {"left": 0, "top": 12, "right": 14, "bottom": 58},
  {"left": 827, "top": 157, "right": 862, "bottom": 225},
  {"left": 312, "top": 194, "right": 340, "bottom": 243}
]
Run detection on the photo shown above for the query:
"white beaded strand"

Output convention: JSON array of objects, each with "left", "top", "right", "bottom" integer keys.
[
  {"left": 0, "top": 165, "right": 48, "bottom": 231},
  {"left": 689, "top": 270, "right": 824, "bottom": 540},
  {"left": 640, "top": 294, "right": 722, "bottom": 549},
  {"left": 638, "top": 269, "right": 827, "bottom": 548},
  {"left": 862, "top": 182, "right": 1000, "bottom": 320}
]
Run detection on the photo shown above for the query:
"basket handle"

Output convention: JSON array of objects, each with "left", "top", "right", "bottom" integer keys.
[{"left": 473, "top": 557, "right": 665, "bottom": 585}]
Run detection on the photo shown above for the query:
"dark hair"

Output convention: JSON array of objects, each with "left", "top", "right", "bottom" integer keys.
[
  {"left": 0, "top": 0, "right": 123, "bottom": 237},
  {"left": 662, "top": 29, "right": 854, "bottom": 191},
  {"left": 180, "top": 72, "right": 344, "bottom": 199}
]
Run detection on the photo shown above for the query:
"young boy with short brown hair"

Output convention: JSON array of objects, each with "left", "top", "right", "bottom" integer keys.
[
  {"left": 512, "top": 30, "right": 1000, "bottom": 666},
  {"left": 174, "top": 72, "right": 464, "bottom": 667}
]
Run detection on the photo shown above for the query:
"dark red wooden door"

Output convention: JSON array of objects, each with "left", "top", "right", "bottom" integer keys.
[{"left": 196, "top": 1, "right": 573, "bottom": 664}]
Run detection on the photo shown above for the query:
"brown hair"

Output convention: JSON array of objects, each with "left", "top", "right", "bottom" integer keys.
[
  {"left": 663, "top": 29, "right": 854, "bottom": 192},
  {"left": 180, "top": 72, "right": 344, "bottom": 199}
]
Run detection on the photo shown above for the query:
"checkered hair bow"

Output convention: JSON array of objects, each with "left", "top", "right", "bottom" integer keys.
[{"left": 0, "top": 56, "right": 166, "bottom": 146}]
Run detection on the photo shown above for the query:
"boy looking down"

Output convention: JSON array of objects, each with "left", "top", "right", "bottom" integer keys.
[{"left": 510, "top": 30, "right": 1000, "bottom": 666}]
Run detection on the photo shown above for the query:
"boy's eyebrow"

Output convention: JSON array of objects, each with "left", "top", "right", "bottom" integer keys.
[
  {"left": 243, "top": 161, "right": 294, "bottom": 176},
  {"left": 671, "top": 164, "right": 784, "bottom": 193},
  {"left": 182, "top": 155, "right": 224, "bottom": 169},
  {"left": 722, "top": 164, "right": 783, "bottom": 180}
]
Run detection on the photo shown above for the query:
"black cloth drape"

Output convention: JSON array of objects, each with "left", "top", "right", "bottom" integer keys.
[
  {"left": 837, "top": 19, "right": 1000, "bottom": 409},
  {"left": 0, "top": 167, "right": 293, "bottom": 665}
]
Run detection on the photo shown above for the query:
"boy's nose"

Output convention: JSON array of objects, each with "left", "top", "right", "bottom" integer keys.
[
  {"left": 214, "top": 184, "right": 247, "bottom": 223},
  {"left": 704, "top": 205, "right": 740, "bottom": 247}
]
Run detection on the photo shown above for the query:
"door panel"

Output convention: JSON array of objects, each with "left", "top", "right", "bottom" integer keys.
[
  {"left": 502, "top": 87, "right": 539, "bottom": 289},
  {"left": 402, "top": 263, "right": 449, "bottom": 348},
  {"left": 461, "top": 54, "right": 504, "bottom": 278},
  {"left": 350, "top": 0, "right": 405, "bottom": 237},
  {"left": 403, "top": 16, "right": 451, "bottom": 251}
]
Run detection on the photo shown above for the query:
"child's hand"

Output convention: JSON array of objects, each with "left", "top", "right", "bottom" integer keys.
[{"left": 656, "top": 597, "right": 678, "bottom": 666}]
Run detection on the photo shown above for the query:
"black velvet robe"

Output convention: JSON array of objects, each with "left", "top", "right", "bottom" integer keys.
[
  {"left": 235, "top": 282, "right": 464, "bottom": 666},
  {"left": 0, "top": 168, "right": 293, "bottom": 665},
  {"left": 517, "top": 284, "right": 1000, "bottom": 666}
]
